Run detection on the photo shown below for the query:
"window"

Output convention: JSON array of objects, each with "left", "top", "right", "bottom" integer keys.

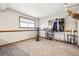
[{"left": 19, "top": 16, "right": 35, "bottom": 28}]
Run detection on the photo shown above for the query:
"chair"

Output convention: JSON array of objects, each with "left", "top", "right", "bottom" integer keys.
[{"left": 45, "top": 28, "right": 54, "bottom": 40}]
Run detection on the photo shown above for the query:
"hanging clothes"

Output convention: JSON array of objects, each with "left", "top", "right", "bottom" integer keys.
[
  {"left": 53, "top": 21, "right": 57, "bottom": 31},
  {"left": 53, "top": 18, "right": 60, "bottom": 31},
  {"left": 53, "top": 18, "right": 64, "bottom": 32}
]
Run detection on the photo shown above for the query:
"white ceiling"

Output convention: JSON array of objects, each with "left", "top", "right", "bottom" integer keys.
[
  {"left": 0, "top": 3, "right": 79, "bottom": 18},
  {"left": 0, "top": 3, "right": 8, "bottom": 11},
  {"left": 8, "top": 3, "right": 65, "bottom": 18}
]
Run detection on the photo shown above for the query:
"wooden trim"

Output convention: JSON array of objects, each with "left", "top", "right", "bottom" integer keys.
[
  {"left": 0, "top": 29, "right": 37, "bottom": 32},
  {"left": 0, "top": 29, "right": 44, "bottom": 32}
]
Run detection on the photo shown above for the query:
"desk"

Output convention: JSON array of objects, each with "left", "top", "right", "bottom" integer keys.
[
  {"left": 67, "top": 34, "right": 77, "bottom": 44},
  {"left": 64, "top": 30, "right": 77, "bottom": 43}
]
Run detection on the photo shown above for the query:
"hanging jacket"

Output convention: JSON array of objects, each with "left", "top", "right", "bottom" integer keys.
[{"left": 53, "top": 21, "right": 58, "bottom": 31}]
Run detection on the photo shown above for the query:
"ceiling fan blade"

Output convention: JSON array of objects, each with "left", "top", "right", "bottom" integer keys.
[{"left": 71, "top": 13, "right": 79, "bottom": 19}]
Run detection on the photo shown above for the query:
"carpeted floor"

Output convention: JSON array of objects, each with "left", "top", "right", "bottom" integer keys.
[{"left": 0, "top": 38, "right": 79, "bottom": 56}]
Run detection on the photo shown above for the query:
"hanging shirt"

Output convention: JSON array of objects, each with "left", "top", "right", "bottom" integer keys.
[{"left": 55, "top": 19, "right": 60, "bottom": 31}]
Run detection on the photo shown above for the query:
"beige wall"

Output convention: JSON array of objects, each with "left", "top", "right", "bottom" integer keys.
[{"left": 0, "top": 9, "right": 38, "bottom": 46}]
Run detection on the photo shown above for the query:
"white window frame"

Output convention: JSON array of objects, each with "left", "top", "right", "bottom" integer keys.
[{"left": 19, "top": 16, "right": 35, "bottom": 28}]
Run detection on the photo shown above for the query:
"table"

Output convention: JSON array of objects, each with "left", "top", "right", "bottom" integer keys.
[{"left": 67, "top": 34, "right": 77, "bottom": 44}]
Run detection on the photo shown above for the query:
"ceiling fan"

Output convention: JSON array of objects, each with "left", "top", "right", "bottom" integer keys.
[{"left": 64, "top": 3, "right": 79, "bottom": 20}]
